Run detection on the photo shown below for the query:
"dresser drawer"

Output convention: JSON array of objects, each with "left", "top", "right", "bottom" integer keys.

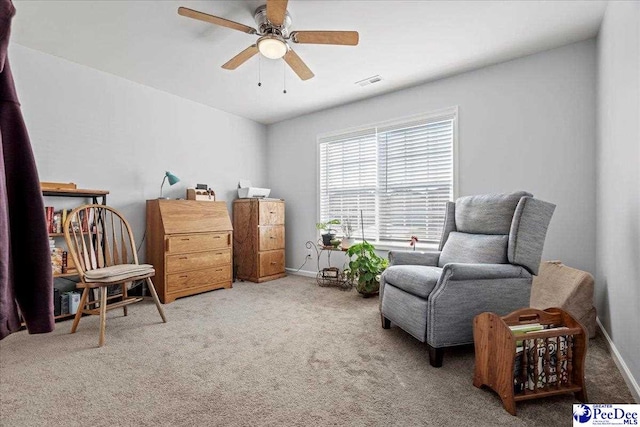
[
  {"left": 166, "top": 249, "right": 231, "bottom": 274},
  {"left": 259, "top": 250, "right": 285, "bottom": 277},
  {"left": 167, "top": 232, "right": 230, "bottom": 254},
  {"left": 258, "top": 201, "right": 284, "bottom": 225},
  {"left": 166, "top": 266, "right": 231, "bottom": 292},
  {"left": 259, "top": 225, "right": 285, "bottom": 251}
]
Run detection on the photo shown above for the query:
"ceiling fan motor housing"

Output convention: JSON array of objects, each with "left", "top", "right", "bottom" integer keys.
[{"left": 254, "top": 5, "right": 292, "bottom": 38}]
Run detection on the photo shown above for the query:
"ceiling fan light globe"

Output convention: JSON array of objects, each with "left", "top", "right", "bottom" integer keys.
[{"left": 258, "top": 36, "right": 288, "bottom": 59}]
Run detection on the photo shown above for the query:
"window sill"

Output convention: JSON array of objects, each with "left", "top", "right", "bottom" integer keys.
[{"left": 349, "top": 240, "right": 439, "bottom": 253}]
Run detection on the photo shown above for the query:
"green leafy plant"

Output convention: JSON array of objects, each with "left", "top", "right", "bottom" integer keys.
[
  {"left": 315, "top": 219, "right": 341, "bottom": 233},
  {"left": 344, "top": 241, "right": 389, "bottom": 296},
  {"left": 316, "top": 219, "right": 341, "bottom": 246}
]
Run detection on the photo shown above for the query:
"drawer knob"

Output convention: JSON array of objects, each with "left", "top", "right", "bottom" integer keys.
[
  {"left": 270, "top": 236, "right": 275, "bottom": 239},
  {"left": 270, "top": 261, "right": 277, "bottom": 265},
  {"left": 269, "top": 211, "right": 276, "bottom": 214},
  {"left": 213, "top": 236, "right": 221, "bottom": 239},
  {"left": 179, "top": 275, "right": 188, "bottom": 278},
  {"left": 179, "top": 256, "right": 188, "bottom": 260},
  {"left": 180, "top": 238, "right": 190, "bottom": 241}
]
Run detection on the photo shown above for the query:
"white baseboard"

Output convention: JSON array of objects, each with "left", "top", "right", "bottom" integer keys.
[
  {"left": 285, "top": 268, "right": 317, "bottom": 278},
  {"left": 597, "top": 317, "right": 640, "bottom": 402}
]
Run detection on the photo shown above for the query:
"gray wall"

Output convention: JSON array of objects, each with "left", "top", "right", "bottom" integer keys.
[
  {"left": 596, "top": 1, "right": 640, "bottom": 392},
  {"left": 12, "top": 44, "right": 267, "bottom": 250},
  {"left": 267, "top": 40, "right": 597, "bottom": 276}
]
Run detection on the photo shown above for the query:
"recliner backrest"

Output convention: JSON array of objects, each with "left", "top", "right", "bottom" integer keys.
[
  {"left": 454, "top": 191, "right": 531, "bottom": 234},
  {"left": 437, "top": 191, "right": 555, "bottom": 275}
]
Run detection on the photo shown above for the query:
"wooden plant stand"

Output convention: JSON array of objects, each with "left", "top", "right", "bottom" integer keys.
[{"left": 473, "top": 307, "right": 587, "bottom": 415}]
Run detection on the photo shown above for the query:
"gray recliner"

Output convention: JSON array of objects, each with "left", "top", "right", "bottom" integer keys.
[{"left": 379, "top": 191, "right": 555, "bottom": 367}]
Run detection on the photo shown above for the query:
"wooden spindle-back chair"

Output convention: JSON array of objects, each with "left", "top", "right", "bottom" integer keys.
[{"left": 63, "top": 204, "right": 166, "bottom": 346}]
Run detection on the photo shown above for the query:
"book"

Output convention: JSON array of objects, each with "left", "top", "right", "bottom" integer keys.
[
  {"left": 45, "top": 206, "right": 54, "bottom": 234},
  {"left": 52, "top": 211, "right": 62, "bottom": 234},
  {"left": 78, "top": 209, "right": 86, "bottom": 232},
  {"left": 525, "top": 334, "right": 571, "bottom": 391},
  {"left": 53, "top": 288, "right": 61, "bottom": 316},
  {"left": 50, "top": 247, "right": 63, "bottom": 274},
  {"left": 68, "top": 292, "right": 80, "bottom": 315},
  {"left": 60, "top": 292, "right": 69, "bottom": 315},
  {"left": 66, "top": 254, "right": 76, "bottom": 274},
  {"left": 61, "top": 251, "right": 68, "bottom": 273},
  {"left": 509, "top": 323, "right": 544, "bottom": 346},
  {"left": 513, "top": 345, "right": 525, "bottom": 393}
]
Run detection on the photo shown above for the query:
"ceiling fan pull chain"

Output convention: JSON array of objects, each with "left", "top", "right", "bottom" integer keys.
[
  {"left": 258, "top": 56, "right": 262, "bottom": 87},
  {"left": 283, "top": 61, "right": 287, "bottom": 94}
]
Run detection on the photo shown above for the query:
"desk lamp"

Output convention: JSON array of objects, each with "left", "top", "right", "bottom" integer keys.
[{"left": 159, "top": 171, "right": 180, "bottom": 199}]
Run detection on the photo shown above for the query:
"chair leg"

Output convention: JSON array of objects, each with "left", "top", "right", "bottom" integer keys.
[
  {"left": 98, "top": 287, "right": 108, "bottom": 347},
  {"left": 122, "top": 282, "right": 129, "bottom": 317},
  {"left": 381, "top": 315, "right": 391, "bottom": 329},
  {"left": 146, "top": 278, "right": 167, "bottom": 323},
  {"left": 70, "top": 287, "right": 89, "bottom": 334},
  {"left": 428, "top": 344, "right": 444, "bottom": 367}
]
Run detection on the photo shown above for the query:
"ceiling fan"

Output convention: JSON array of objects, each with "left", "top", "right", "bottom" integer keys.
[{"left": 178, "top": 0, "right": 359, "bottom": 81}]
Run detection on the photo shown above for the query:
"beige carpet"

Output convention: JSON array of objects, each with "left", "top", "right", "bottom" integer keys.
[{"left": 0, "top": 275, "right": 634, "bottom": 426}]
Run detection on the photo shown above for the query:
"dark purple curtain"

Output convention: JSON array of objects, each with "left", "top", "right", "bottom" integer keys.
[{"left": 0, "top": 0, "right": 53, "bottom": 339}]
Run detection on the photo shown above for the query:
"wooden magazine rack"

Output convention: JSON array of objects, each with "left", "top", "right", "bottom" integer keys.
[{"left": 473, "top": 307, "right": 587, "bottom": 415}]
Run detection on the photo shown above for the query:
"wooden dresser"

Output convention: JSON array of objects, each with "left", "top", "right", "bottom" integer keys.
[
  {"left": 146, "top": 200, "right": 233, "bottom": 303},
  {"left": 233, "top": 198, "right": 286, "bottom": 283}
]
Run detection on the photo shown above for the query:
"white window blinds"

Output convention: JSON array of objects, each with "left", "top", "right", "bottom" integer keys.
[
  {"left": 319, "top": 129, "right": 378, "bottom": 239},
  {"left": 319, "top": 110, "right": 456, "bottom": 245}
]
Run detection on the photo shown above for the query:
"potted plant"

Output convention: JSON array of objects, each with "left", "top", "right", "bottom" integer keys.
[
  {"left": 316, "top": 219, "right": 341, "bottom": 247},
  {"left": 344, "top": 241, "right": 389, "bottom": 297},
  {"left": 341, "top": 217, "right": 355, "bottom": 249}
]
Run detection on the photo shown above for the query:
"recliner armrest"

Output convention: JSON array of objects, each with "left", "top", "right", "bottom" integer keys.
[
  {"left": 388, "top": 250, "right": 440, "bottom": 267},
  {"left": 427, "top": 264, "right": 532, "bottom": 347},
  {"left": 441, "top": 263, "right": 531, "bottom": 281}
]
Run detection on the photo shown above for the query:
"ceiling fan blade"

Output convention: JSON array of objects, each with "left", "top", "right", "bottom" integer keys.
[
  {"left": 178, "top": 7, "right": 257, "bottom": 35},
  {"left": 290, "top": 31, "right": 359, "bottom": 46},
  {"left": 222, "top": 45, "right": 259, "bottom": 70},
  {"left": 283, "top": 49, "right": 314, "bottom": 81},
  {"left": 266, "top": 0, "right": 288, "bottom": 26}
]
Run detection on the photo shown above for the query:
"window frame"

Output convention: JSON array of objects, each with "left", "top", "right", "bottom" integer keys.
[{"left": 316, "top": 106, "right": 459, "bottom": 250}]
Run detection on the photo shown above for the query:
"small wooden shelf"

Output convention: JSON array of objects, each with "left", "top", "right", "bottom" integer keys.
[
  {"left": 53, "top": 272, "right": 78, "bottom": 278},
  {"left": 42, "top": 186, "right": 109, "bottom": 207},
  {"left": 42, "top": 188, "right": 109, "bottom": 198},
  {"left": 473, "top": 307, "right": 587, "bottom": 416},
  {"left": 42, "top": 183, "right": 109, "bottom": 319},
  {"left": 54, "top": 313, "right": 74, "bottom": 321}
]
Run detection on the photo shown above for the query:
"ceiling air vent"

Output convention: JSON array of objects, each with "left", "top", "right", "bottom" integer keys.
[{"left": 355, "top": 75, "right": 382, "bottom": 87}]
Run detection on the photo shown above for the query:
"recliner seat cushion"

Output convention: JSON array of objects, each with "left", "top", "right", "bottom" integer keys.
[
  {"left": 455, "top": 191, "right": 532, "bottom": 235},
  {"left": 382, "top": 265, "right": 442, "bottom": 299},
  {"left": 438, "top": 232, "right": 508, "bottom": 267}
]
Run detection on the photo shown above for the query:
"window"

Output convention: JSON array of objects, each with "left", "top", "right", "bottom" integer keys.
[{"left": 318, "top": 108, "right": 457, "bottom": 246}]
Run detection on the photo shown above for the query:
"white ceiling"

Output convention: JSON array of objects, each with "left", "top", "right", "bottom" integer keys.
[{"left": 11, "top": 1, "right": 606, "bottom": 124}]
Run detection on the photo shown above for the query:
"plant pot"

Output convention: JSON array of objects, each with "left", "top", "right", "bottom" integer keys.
[
  {"left": 341, "top": 237, "right": 355, "bottom": 250},
  {"left": 356, "top": 280, "right": 380, "bottom": 297},
  {"left": 321, "top": 233, "right": 335, "bottom": 247}
]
